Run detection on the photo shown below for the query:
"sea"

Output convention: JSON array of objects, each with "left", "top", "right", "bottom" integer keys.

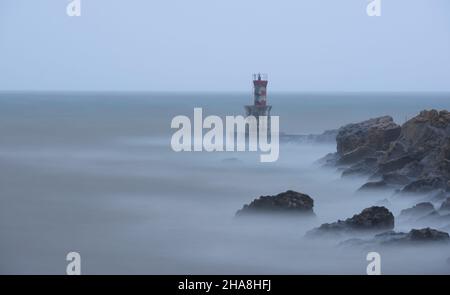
[{"left": 1, "top": 92, "right": 450, "bottom": 274}]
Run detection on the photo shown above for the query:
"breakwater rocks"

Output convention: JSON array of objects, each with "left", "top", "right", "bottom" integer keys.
[
  {"left": 236, "top": 190, "right": 315, "bottom": 217},
  {"left": 323, "top": 110, "right": 450, "bottom": 196}
]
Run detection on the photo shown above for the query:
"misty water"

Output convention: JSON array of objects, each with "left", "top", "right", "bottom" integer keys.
[{"left": 1, "top": 92, "right": 450, "bottom": 274}]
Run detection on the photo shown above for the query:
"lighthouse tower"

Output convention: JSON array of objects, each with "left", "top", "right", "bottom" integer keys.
[{"left": 245, "top": 73, "right": 272, "bottom": 132}]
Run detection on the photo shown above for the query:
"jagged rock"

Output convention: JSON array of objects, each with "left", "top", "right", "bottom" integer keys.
[
  {"left": 236, "top": 190, "right": 314, "bottom": 216},
  {"left": 383, "top": 110, "right": 450, "bottom": 179},
  {"left": 341, "top": 157, "right": 378, "bottom": 177},
  {"left": 382, "top": 172, "right": 411, "bottom": 185},
  {"left": 378, "top": 156, "right": 417, "bottom": 174},
  {"left": 341, "top": 228, "right": 450, "bottom": 247},
  {"left": 401, "top": 177, "right": 446, "bottom": 194},
  {"left": 336, "top": 116, "right": 401, "bottom": 157},
  {"left": 337, "top": 146, "right": 375, "bottom": 165},
  {"left": 397, "top": 161, "right": 423, "bottom": 178},
  {"left": 325, "top": 110, "right": 450, "bottom": 196},
  {"left": 406, "top": 228, "right": 450, "bottom": 242},
  {"left": 358, "top": 180, "right": 390, "bottom": 191},
  {"left": 398, "top": 202, "right": 436, "bottom": 222},
  {"left": 307, "top": 206, "right": 394, "bottom": 236}
]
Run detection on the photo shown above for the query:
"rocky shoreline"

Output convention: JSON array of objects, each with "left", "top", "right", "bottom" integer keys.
[
  {"left": 323, "top": 110, "right": 450, "bottom": 197},
  {"left": 235, "top": 109, "right": 450, "bottom": 247}
]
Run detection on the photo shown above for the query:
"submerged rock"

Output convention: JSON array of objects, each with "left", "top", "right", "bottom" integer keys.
[
  {"left": 398, "top": 202, "right": 436, "bottom": 222},
  {"left": 341, "top": 228, "right": 450, "bottom": 247},
  {"left": 407, "top": 228, "right": 450, "bottom": 242},
  {"left": 358, "top": 180, "right": 391, "bottom": 191},
  {"left": 307, "top": 206, "right": 394, "bottom": 236},
  {"left": 236, "top": 190, "right": 315, "bottom": 216}
]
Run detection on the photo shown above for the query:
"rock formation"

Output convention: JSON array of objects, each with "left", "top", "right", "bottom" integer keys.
[
  {"left": 341, "top": 228, "right": 450, "bottom": 247},
  {"left": 307, "top": 206, "right": 394, "bottom": 237},
  {"left": 236, "top": 190, "right": 315, "bottom": 216},
  {"left": 398, "top": 202, "right": 436, "bottom": 222},
  {"left": 324, "top": 110, "right": 450, "bottom": 195}
]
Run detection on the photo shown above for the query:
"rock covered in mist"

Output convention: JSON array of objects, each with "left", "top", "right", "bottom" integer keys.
[
  {"left": 401, "top": 177, "right": 447, "bottom": 194},
  {"left": 341, "top": 228, "right": 450, "bottom": 247},
  {"left": 322, "top": 110, "right": 450, "bottom": 197},
  {"left": 397, "top": 203, "right": 450, "bottom": 229},
  {"left": 358, "top": 180, "right": 391, "bottom": 191},
  {"left": 319, "top": 116, "right": 400, "bottom": 167},
  {"left": 398, "top": 202, "right": 436, "bottom": 222},
  {"left": 406, "top": 228, "right": 450, "bottom": 242},
  {"left": 374, "top": 110, "right": 450, "bottom": 193},
  {"left": 236, "top": 190, "right": 315, "bottom": 216},
  {"left": 336, "top": 116, "right": 400, "bottom": 161},
  {"left": 307, "top": 206, "right": 394, "bottom": 237}
]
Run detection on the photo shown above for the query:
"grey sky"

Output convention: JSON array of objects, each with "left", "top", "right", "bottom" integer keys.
[{"left": 0, "top": 0, "right": 449, "bottom": 92}]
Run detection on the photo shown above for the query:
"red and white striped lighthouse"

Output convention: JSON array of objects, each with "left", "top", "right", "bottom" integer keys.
[
  {"left": 253, "top": 73, "right": 268, "bottom": 106},
  {"left": 245, "top": 73, "right": 272, "bottom": 133},
  {"left": 245, "top": 73, "right": 272, "bottom": 117}
]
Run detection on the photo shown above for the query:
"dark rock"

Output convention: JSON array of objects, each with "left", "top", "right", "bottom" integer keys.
[
  {"left": 378, "top": 156, "right": 417, "bottom": 174},
  {"left": 406, "top": 228, "right": 450, "bottom": 242},
  {"left": 337, "top": 146, "right": 375, "bottom": 165},
  {"left": 359, "top": 173, "right": 412, "bottom": 192},
  {"left": 236, "top": 190, "right": 315, "bottom": 216},
  {"left": 383, "top": 110, "right": 450, "bottom": 180},
  {"left": 307, "top": 206, "right": 394, "bottom": 236},
  {"left": 336, "top": 116, "right": 401, "bottom": 157},
  {"left": 402, "top": 177, "right": 446, "bottom": 194},
  {"left": 382, "top": 172, "right": 411, "bottom": 185},
  {"left": 341, "top": 228, "right": 450, "bottom": 247},
  {"left": 358, "top": 180, "right": 390, "bottom": 191},
  {"left": 341, "top": 157, "right": 378, "bottom": 177},
  {"left": 324, "top": 110, "right": 450, "bottom": 196},
  {"left": 397, "top": 161, "right": 423, "bottom": 178}
]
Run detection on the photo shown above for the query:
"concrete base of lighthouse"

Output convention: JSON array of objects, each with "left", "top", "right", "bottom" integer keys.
[{"left": 244, "top": 105, "right": 272, "bottom": 137}]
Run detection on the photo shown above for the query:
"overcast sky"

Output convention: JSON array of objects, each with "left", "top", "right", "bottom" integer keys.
[{"left": 0, "top": 0, "right": 449, "bottom": 92}]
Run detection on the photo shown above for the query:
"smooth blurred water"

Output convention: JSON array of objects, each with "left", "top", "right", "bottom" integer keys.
[{"left": 1, "top": 92, "right": 450, "bottom": 274}]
